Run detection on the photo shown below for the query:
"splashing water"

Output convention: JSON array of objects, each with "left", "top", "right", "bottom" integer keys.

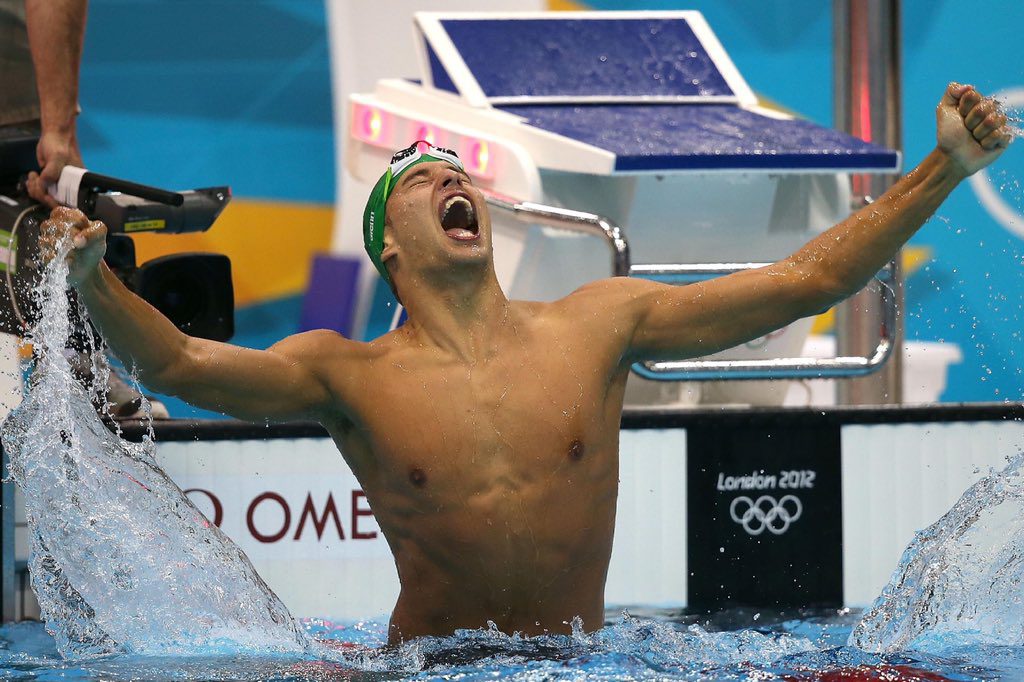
[
  {"left": 0, "top": 229, "right": 310, "bottom": 658},
  {"left": 851, "top": 452, "right": 1024, "bottom": 653},
  {"left": 9, "top": 607, "right": 1024, "bottom": 681},
  {"left": 1003, "top": 101, "right": 1024, "bottom": 140},
  {"left": 375, "top": 614, "right": 822, "bottom": 680}
]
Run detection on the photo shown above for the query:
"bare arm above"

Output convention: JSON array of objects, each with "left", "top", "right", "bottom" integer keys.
[
  {"left": 587, "top": 83, "right": 1012, "bottom": 364},
  {"left": 24, "top": 0, "right": 87, "bottom": 208},
  {"left": 42, "top": 208, "right": 346, "bottom": 422}
]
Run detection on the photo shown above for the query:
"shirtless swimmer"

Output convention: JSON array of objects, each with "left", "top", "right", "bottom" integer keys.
[{"left": 44, "top": 83, "right": 1012, "bottom": 643}]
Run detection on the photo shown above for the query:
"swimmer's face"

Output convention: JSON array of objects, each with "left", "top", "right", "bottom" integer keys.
[{"left": 381, "top": 161, "right": 492, "bottom": 285}]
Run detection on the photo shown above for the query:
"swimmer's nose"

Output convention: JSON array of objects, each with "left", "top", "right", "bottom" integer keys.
[{"left": 439, "top": 168, "right": 461, "bottom": 188}]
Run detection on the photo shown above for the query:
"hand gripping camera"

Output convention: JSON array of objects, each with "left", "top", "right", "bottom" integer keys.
[{"left": 0, "top": 129, "right": 235, "bottom": 341}]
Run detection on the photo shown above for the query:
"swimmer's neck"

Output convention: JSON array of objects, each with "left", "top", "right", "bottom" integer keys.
[{"left": 398, "top": 269, "right": 513, "bottom": 361}]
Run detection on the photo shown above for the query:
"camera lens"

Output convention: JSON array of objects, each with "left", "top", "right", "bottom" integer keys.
[{"left": 133, "top": 254, "right": 233, "bottom": 341}]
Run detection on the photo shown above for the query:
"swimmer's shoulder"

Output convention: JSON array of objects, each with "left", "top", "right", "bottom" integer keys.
[
  {"left": 506, "top": 280, "right": 636, "bottom": 323},
  {"left": 360, "top": 327, "right": 433, "bottom": 367},
  {"left": 271, "top": 330, "right": 393, "bottom": 418},
  {"left": 567, "top": 277, "right": 652, "bottom": 300},
  {"left": 536, "top": 277, "right": 653, "bottom": 319},
  {"left": 519, "top": 279, "right": 654, "bottom": 356},
  {"left": 270, "top": 328, "right": 377, "bottom": 366}
]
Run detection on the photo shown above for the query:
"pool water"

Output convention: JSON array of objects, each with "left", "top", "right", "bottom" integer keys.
[{"left": 2, "top": 608, "right": 1023, "bottom": 681}]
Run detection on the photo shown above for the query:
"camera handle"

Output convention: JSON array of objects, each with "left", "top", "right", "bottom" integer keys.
[
  {"left": 49, "top": 166, "right": 184, "bottom": 212},
  {"left": 43, "top": 166, "right": 229, "bottom": 235}
]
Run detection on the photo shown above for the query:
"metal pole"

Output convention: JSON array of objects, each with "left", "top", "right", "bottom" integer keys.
[{"left": 833, "top": 0, "right": 904, "bottom": 404}]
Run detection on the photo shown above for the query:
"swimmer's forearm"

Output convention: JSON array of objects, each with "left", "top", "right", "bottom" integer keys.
[
  {"left": 76, "top": 262, "right": 189, "bottom": 389},
  {"left": 787, "top": 148, "right": 965, "bottom": 301}
]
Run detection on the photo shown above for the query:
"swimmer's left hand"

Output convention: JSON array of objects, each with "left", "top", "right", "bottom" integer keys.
[{"left": 936, "top": 82, "right": 1013, "bottom": 177}]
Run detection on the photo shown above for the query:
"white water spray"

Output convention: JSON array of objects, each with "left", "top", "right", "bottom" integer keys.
[
  {"left": 0, "top": 225, "right": 309, "bottom": 658},
  {"left": 852, "top": 452, "right": 1024, "bottom": 653}
]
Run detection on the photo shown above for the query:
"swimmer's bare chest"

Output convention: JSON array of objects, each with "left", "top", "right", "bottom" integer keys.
[{"left": 320, "top": 311, "right": 630, "bottom": 635}]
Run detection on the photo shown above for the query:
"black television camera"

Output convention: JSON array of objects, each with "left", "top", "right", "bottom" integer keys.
[{"left": 0, "top": 127, "right": 235, "bottom": 341}]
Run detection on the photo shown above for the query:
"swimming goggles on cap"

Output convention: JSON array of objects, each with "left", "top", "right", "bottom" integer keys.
[
  {"left": 363, "top": 141, "right": 466, "bottom": 286},
  {"left": 385, "top": 141, "right": 464, "bottom": 183}
]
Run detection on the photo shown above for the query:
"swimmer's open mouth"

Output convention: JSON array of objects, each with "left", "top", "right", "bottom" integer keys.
[{"left": 439, "top": 194, "right": 479, "bottom": 241}]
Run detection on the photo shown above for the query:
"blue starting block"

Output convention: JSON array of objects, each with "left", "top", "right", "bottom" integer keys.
[{"left": 410, "top": 12, "right": 899, "bottom": 174}]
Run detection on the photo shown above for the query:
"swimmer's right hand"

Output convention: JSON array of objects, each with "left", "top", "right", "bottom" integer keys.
[
  {"left": 936, "top": 82, "right": 1012, "bottom": 177},
  {"left": 39, "top": 207, "right": 107, "bottom": 287}
]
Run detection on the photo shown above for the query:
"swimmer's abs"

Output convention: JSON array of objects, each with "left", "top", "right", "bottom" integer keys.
[
  {"left": 380, "top": 486, "right": 616, "bottom": 641},
  {"left": 387, "top": 554, "right": 609, "bottom": 642}
]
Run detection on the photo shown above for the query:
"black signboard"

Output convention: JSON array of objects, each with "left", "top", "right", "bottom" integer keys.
[{"left": 687, "top": 423, "right": 843, "bottom": 610}]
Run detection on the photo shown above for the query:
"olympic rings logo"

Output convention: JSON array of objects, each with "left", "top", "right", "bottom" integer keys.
[{"left": 729, "top": 495, "right": 803, "bottom": 536}]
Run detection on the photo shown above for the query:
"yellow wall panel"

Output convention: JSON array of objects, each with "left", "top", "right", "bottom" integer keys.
[
  {"left": 548, "top": 0, "right": 588, "bottom": 10},
  {"left": 129, "top": 200, "right": 335, "bottom": 307}
]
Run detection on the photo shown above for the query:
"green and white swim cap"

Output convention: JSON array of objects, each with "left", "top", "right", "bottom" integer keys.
[{"left": 362, "top": 141, "right": 465, "bottom": 285}]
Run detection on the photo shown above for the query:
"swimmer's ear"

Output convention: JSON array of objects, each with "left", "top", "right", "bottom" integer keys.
[{"left": 381, "top": 229, "right": 398, "bottom": 263}]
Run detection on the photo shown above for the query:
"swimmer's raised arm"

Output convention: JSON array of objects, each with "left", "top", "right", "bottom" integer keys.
[
  {"left": 42, "top": 208, "right": 349, "bottom": 422},
  {"left": 585, "top": 83, "right": 1012, "bottom": 363}
]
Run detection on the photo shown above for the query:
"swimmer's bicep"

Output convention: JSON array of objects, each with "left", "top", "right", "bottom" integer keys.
[
  {"left": 160, "top": 332, "right": 338, "bottom": 422},
  {"left": 625, "top": 263, "right": 830, "bottom": 361}
]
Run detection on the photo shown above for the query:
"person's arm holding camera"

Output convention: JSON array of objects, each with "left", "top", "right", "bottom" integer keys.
[
  {"left": 24, "top": 0, "right": 87, "bottom": 208},
  {"left": 41, "top": 208, "right": 346, "bottom": 423}
]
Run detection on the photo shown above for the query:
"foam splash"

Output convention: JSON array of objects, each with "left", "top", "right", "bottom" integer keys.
[
  {"left": 1002, "top": 100, "right": 1023, "bottom": 139},
  {"left": 0, "top": 228, "right": 310, "bottom": 658},
  {"left": 851, "top": 452, "right": 1024, "bottom": 653},
  {"left": 319, "top": 614, "right": 820, "bottom": 680},
  {"left": 0, "top": 613, "right": 846, "bottom": 681}
]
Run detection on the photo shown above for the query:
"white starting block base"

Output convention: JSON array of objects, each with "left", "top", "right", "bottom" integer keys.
[{"left": 786, "top": 336, "right": 963, "bottom": 406}]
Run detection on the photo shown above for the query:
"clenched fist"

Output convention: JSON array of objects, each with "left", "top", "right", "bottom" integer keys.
[
  {"left": 39, "top": 207, "right": 107, "bottom": 287},
  {"left": 937, "top": 82, "right": 1014, "bottom": 177}
]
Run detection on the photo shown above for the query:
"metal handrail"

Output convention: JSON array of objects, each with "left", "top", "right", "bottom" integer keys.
[
  {"left": 630, "top": 261, "right": 897, "bottom": 381},
  {"left": 482, "top": 191, "right": 631, "bottom": 277},
  {"left": 482, "top": 191, "right": 896, "bottom": 382}
]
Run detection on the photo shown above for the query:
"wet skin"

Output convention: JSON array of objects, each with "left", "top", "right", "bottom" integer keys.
[
  {"left": 313, "top": 162, "right": 639, "bottom": 641},
  {"left": 50, "top": 84, "right": 1011, "bottom": 644},
  {"left": 325, "top": 291, "right": 631, "bottom": 641}
]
